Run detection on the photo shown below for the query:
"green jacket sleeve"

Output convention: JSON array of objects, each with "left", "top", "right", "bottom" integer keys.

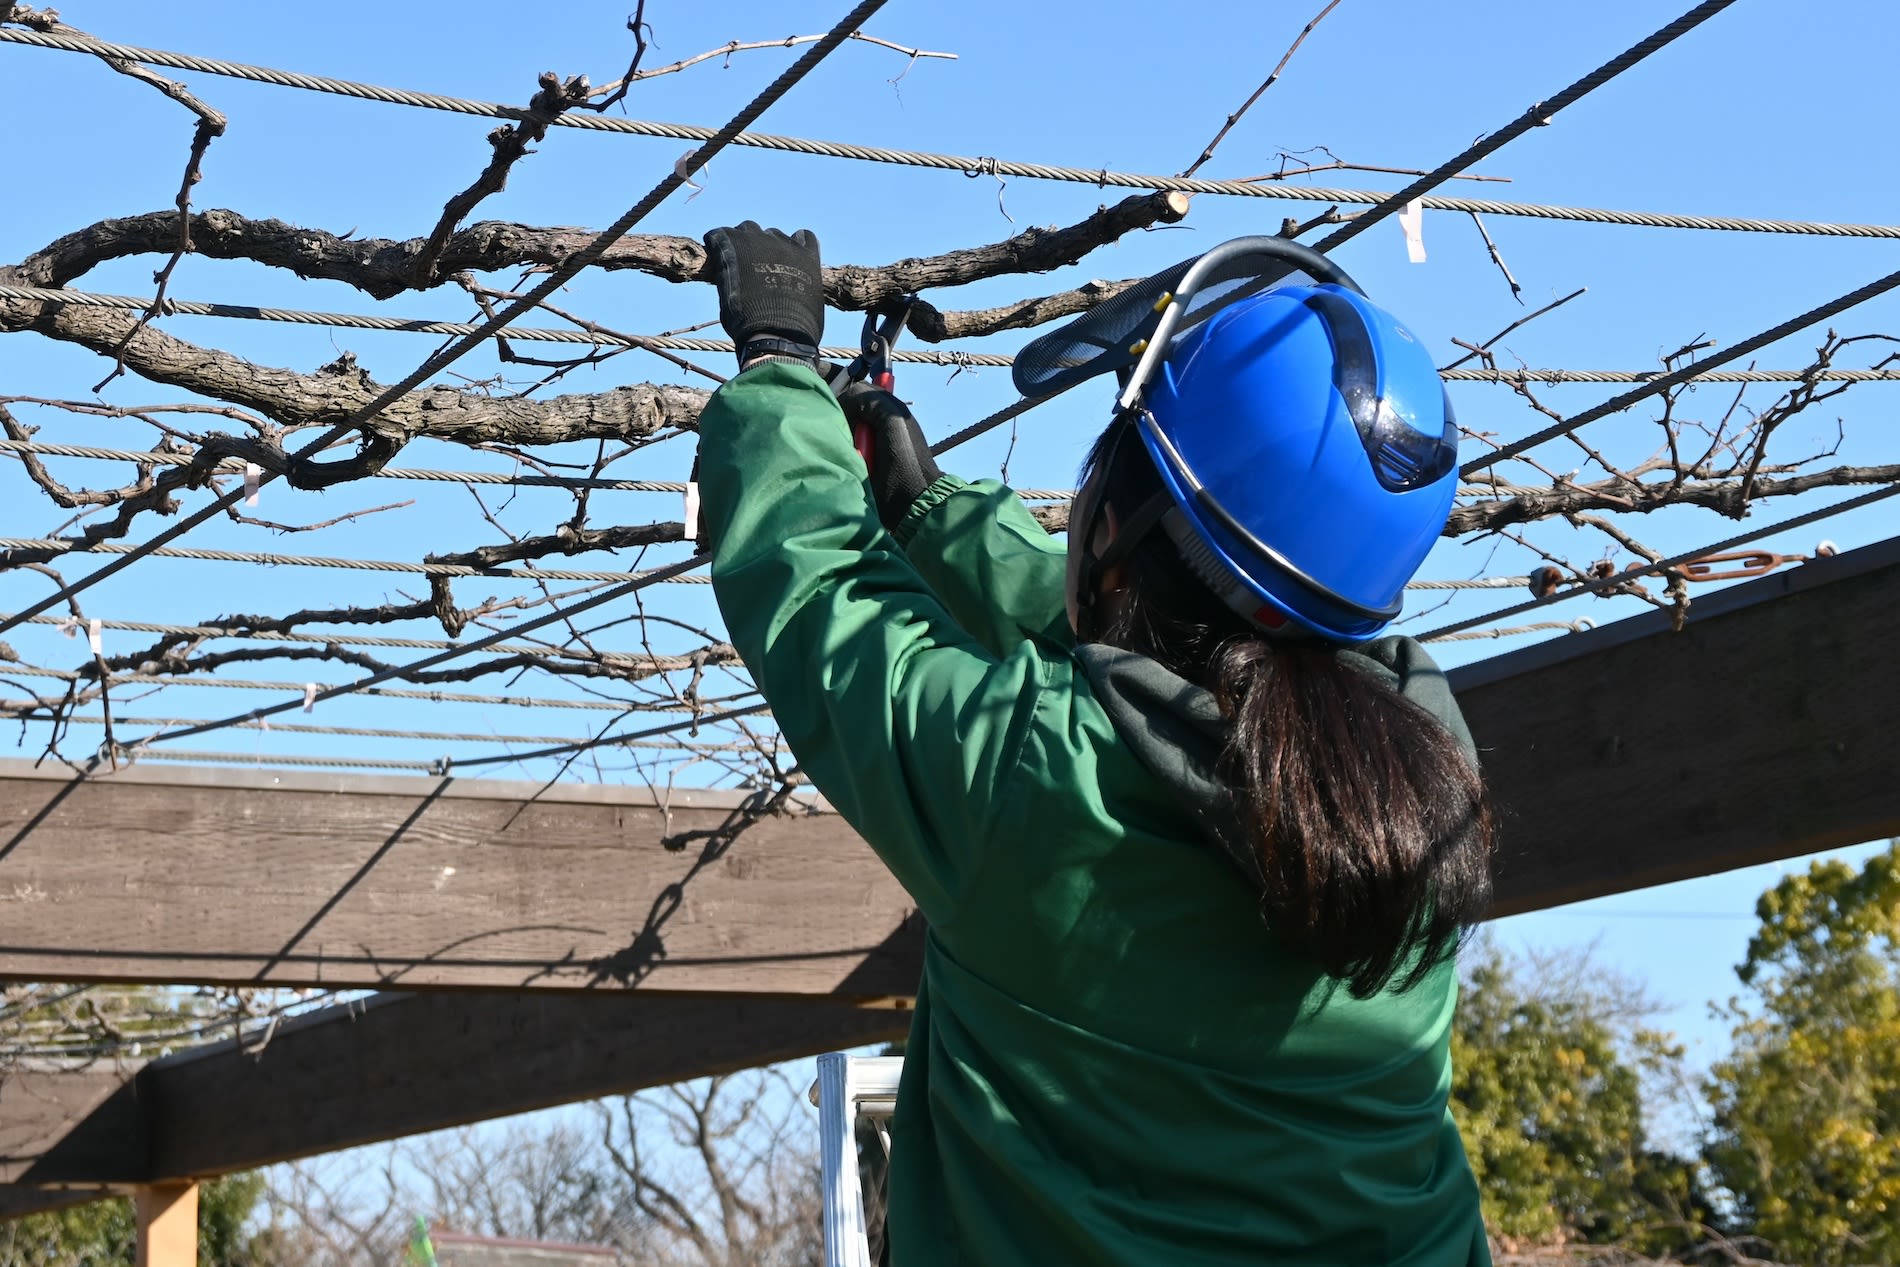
[
  {"left": 695, "top": 363, "right": 1050, "bottom": 923},
  {"left": 892, "top": 474, "right": 1075, "bottom": 660}
]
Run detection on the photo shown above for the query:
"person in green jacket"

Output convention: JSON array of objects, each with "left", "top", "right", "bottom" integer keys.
[{"left": 694, "top": 223, "right": 1497, "bottom": 1266}]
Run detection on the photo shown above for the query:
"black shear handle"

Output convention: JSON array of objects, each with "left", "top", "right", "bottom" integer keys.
[{"left": 847, "top": 301, "right": 912, "bottom": 463}]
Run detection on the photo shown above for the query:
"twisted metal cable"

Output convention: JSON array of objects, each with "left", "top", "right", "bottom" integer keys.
[
  {"left": 1, "top": 531, "right": 1508, "bottom": 592},
  {"left": 0, "top": 0, "right": 887, "bottom": 639},
  {"left": 1439, "top": 367, "right": 1900, "bottom": 384},
  {"left": 1406, "top": 576, "right": 1532, "bottom": 591},
  {"left": 447, "top": 700, "right": 772, "bottom": 770},
  {"left": 0, "top": 536, "right": 712, "bottom": 584},
  {"left": 0, "top": 0, "right": 1823, "bottom": 762},
  {"left": 0, "top": 662, "right": 695, "bottom": 712},
  {"left": 11, "top": 20, "right": 1898, "bottom": 240},
  {"left": 0, "top": 439, "right": 1071, "bottom": 498},
  {"left": 0, "top": 439, "right": 685, "bottom": 492},
  {"left": 116, "top": 552, "right": 714, "bottom": 748},
  {"left": 0, "top": 284, "right": 1017, "bottom": 366},
  {"left": 1419, "top": 483, "right": 1900, "bottom": 642},
  {"left": 1314, "top": 0, "right": 1740, "bottom": 253},
  {"left": 3, "top": 610, "right": 699, "bottom": 658},
  {"left": 923, "top": 0, "right": 1749, "bottom": 459},
  {"left": 1465, "top": 265, "right": 1900, "bottom": 475},
  {"left": 13, "top": 284, "right": 1900, "bottom": 388},
  {"left": 128, "top": 747, "right": 449, "bottom": 772},
  {"left": 1428, "top": 619, "right": 1595, "bottom": 642},
  {"left": 8, "top": 708, "right": 780, "bottom": 750}
]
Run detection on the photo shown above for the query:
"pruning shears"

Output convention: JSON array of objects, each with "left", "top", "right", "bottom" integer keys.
[{"left": 845, "top": 297, "right": 915, "bottom": 463}]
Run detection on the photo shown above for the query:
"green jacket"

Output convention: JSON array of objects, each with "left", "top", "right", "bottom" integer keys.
[{"left": 699, "top": 363, "right": 1490, "bottom": 1267}]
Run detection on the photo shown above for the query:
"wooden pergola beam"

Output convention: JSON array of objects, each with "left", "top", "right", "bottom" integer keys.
[
  {"left": 3, "top": 538, "right": 1899, "bottom": 999},
  {"left": 4, "top": 991, "right": 906, "bottom": 1188},
  {"left": 0, "top": 761, "right": 923, "bottom": 997},
  {"left": 1461, "top": 533, "right": 1900, "bottom": 915},
  {"left": 2, "top": 536, "right": 1896, "bottom": 1203}
]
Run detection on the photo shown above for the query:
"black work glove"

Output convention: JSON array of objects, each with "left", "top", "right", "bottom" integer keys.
[
  {"left": 701, "top": 221, "right": 825, "bottom": 368},
  {"left": 837, "top": 380, "right": 944, "bottom": 529}
]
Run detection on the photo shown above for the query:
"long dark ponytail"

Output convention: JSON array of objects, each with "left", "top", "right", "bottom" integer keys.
[{"left": 1078, "top": 420, "right": 1494, "bottom": 998}]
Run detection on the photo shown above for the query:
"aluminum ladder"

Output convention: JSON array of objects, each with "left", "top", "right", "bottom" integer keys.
[{"left": 812, "top": 1053, "right": 903, "bottom": 1267}]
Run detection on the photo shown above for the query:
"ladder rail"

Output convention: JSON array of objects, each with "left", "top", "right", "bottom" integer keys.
[{"left": 816, "top": 1054, "right": 905, "bottom": 1267}]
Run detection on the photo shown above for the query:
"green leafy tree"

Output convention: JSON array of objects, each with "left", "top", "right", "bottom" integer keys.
[
  {"left": 0, "top": 1172, "right": 275, "bottom": 1267},
  {"left": 1449, "top": 938, "right": 1707, "bottom": 1257},
  {"left": 1704, "top": 843, "right": 1900, "bottom": 1266}
]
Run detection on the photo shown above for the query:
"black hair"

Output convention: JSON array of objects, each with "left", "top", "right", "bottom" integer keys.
[{"left": 1078, "top": 417, "right": 1494, "bottom": 998}]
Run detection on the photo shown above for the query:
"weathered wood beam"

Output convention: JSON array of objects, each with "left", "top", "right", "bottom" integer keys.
[
  {"left": 0, "top": 768, "right": 922, "bottom": 997},
  {"left": 3, "top": 990, "right": 906, "bottom": 1189},
  {"left": 1456, "top": 533, "right": 1900, "bottom": 915},
  {"left": 0, "top": 1064, "right": 140, "bottom": 1186}
]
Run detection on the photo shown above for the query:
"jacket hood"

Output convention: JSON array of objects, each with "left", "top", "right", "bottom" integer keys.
[{"left": 1073, "top": 636, "right": 1477, "bottom": 888}]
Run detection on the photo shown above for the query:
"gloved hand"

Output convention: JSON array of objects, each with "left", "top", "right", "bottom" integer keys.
[
  {"left": 837, "top": 380, "right": 944, "bottom": 529},
  {"left": 701, "top": 221, "right": 826, "bottom": 368}
]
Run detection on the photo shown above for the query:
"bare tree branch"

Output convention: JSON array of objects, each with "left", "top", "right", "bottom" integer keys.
[
  {"left": 15, "top": 191, "right": 1191, "bottom": 331},
  {"left": 1179, "top": 0, "right": 1345, "bottom": 178}
]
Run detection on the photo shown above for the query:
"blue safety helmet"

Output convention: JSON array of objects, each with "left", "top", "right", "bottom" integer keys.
[{"left": 1128, "top": 279, "right": 1459, "bottom": 642}]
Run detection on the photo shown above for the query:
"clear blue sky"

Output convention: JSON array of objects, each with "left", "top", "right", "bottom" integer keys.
[{"left": 4, "top": 0, "right": 1897, "bottom": 1074}]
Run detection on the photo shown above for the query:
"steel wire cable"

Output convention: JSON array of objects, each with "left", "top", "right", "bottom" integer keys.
[
  {"left": 13, "top": 284, "right": 1900, "bottom": 386},
  {"left": 1427, "top": 620, "right": 1596, "bottom": 642},
  {"left": 11, "top": 17, "right": 1898, "bottom": 240},
  {"left": 0, "top": 534, "right": 1509, "bottom": 591},
  {"left": 0, "top": 662, "right": 701, "bottom": 712},
  {"left": 0, "top": 536, "right": 713, "bottom": 584},
  {"left": 1313, "top": 0, "right": 1740, "bottom": 253},
  {"left": 2, "top": 610, "right": 702, "bottom": 657},
  {"left": 0, "top": 283, "right": 1017, "bottom": 366},
  {"left": 0, "top": 438, "right": 1071, "bottom": 498},
  {"left": 113, "top": 553, "right": 712, "bottom": 749},
  {"left": 924, "top": 0, "right": 1746, "bottom": 457},
  {"left": 445, "top": 700, "right": 773, "bottom": 770},
  {"left": 3, "top": 709, "right": 779, "bottom": 750},
  {"left": 0, "top": 0, "right": 1815, "bottom": 765},
  {"left": 130, "top": 747, "right": 450, "bottom": 772},
  {"left": 1464, "top": 265, "right": 1900, "bottom": 475},
  {"left": 1418, "top": 484, "right": 1900, "bottom": 642},
  {"left": 0, "top": 0, "right": 888, "bottom": 638}
]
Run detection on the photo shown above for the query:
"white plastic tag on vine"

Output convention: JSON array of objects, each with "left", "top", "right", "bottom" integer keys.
[
  {"left": 682, "top": 482, "right": 701, "bottom": 542},
  {"left": 1398, "top": 199, "right": 1427, "bottom": 263}
]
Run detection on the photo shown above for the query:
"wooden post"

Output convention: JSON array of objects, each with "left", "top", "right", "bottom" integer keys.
[{"left": 134, "top": 1182, "right": 198, "bottom": 1267}]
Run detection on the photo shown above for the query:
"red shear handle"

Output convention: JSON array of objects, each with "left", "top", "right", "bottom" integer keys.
[{"left": 850, "top": 370, "right": 896, "bottom": 465}]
